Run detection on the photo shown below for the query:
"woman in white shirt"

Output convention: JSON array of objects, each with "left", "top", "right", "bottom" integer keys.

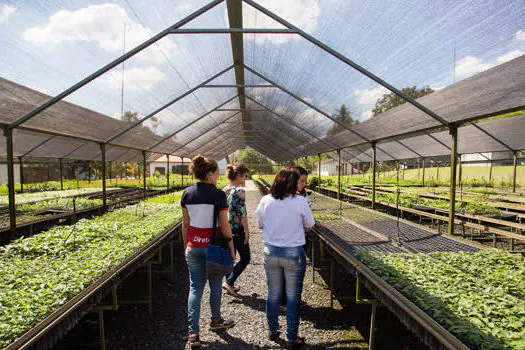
[{"left": 256, "top": 167, "right": 315, "bottom": 348}]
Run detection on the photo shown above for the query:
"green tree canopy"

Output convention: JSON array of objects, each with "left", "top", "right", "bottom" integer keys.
[
  {"left": 326, "top": 104, "right": 359, "bottom": 136},
  {"left": 235, "top": 147, "right": 274, "bottom": 174},
  {"left": 372, "top": 86, "right": 434, "bottom": 117}
]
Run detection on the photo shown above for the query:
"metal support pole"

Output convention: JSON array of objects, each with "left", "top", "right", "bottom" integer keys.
[
  {"left": 148, "top": 262, "right": 153, "bottom": 316},
  {"left": 181, "top": 157, "right": 184, "bottom": 186},
  {"left": 88, "top": 161, "right": 92, "bottom": 183},
  {"left": 337, "top": 149, "right": 341, "bottom": 201},
  {"left": 369, "top": 302, "right": 378, "bottom": 350},
  {"left": 59, "top": 158, "right": 64, "bottom": 191},
  {"left": 458, "top": 155, "right": 462, "bottom": 189},
  {"left": 318, "top": 153, "right": 321, "bottom": 192},
  {"left": 100, "top": 144, "right": 107, "bottom": 210},
  {"left": 422, "top": 158, "right": 426, "bottom": 187},
  {"left": 512, "top": 151, "right": 518, "bottom": 193},
  {"left": 330, "top": 260, "right": 334, "bottom": 309},
  {"left": 142, "top": 151, "right": 147, "bottom": 199},
  {"left": 311, "top": 237, "right": 315, "bottom": 283},
  {"left": 98, "top": 309, "right": 106, "bottom": 350},
  {"left": 489, "top": 160, "right": 493, "bottom": 185},
  {"left": 166, "top": 154, "right": 170, "bottom": 190},
  {"left": 396, "top": 160, "right": 400, "bottom": 183},
  {"left": 448, "top": 126, "right": 458, "bottom": 236},
  {"left": 5, "top": 127, "right": 16, "bottom": 232},
  {"left": 18, "top": 156, "right": 24, "bottom": 193},
  {"left": 371, "top": 143, "right": 377, "bottom": 210}
]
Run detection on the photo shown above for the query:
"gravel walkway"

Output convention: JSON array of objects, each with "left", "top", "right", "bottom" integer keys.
[{"left": 54, "top": 180, "right": 424, "bottom": 349}]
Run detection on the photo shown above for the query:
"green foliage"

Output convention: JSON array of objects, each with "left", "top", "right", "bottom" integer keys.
[
  {"left": 0, "top": 192, "right": 183, "bottom": 348},
  {"left": 356, "top": 250, "right": 525, "bottom": 349},
  {"left": 372, "top": 86, "right": 434, "bottom": 117},
  {"left": 235, "top": 147, "right": 274, "bottom": 174},
  {"left": 326, "top": 104, "right": 359, "bottom": 136}
]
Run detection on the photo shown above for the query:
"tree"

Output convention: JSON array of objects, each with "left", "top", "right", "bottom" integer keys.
[
  {"left": 372, "top": 86, "right": 434, "bottom": 117},
  {"left": 121, "top": 111, "right": 139, "bottom": 123},
  {"left": 235, "top": 147, "right": 274, "bottom": 174},
  {"left": 326, "top": 104, "right": 359, "bottom": 136},
  {"left": 120, "top": 111, "right": 159, "bottom": 130}
]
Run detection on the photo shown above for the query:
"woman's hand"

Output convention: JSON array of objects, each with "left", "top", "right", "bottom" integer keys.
[{"left": 244, "top": 232, "right": 250, "bottom": 245}]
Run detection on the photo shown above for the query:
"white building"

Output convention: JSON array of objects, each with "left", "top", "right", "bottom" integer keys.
[
  {"left": 149, "top": 156, "right": 228, "bottom": 176},
  {"left": 319, "top": 159, "right": 358, "bottom": 176}
]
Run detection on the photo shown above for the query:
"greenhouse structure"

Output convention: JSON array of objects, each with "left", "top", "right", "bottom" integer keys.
[{"left": 0, "top": 0, "right": 524, "bottom": 349}]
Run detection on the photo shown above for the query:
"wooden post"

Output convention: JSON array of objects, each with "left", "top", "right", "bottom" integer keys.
[
  {"left": 448, "top": 126, "right": 458, "bottom": 236},
  {"left": 371, "top": 143, "right": 377, "bottom": 210}
]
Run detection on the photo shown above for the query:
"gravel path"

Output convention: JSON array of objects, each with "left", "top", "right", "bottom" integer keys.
[{"left": 54, "top": 181, "right": 424, "bottom": 349}]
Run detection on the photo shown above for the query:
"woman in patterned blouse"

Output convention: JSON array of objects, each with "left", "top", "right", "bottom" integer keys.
[{"left": 222, "top": 163, "right": 251, "bottom": 296}]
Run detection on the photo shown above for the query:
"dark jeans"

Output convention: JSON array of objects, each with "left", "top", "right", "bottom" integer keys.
[{"left": 225, "top": 235, "right": 251, "bottom": 286}]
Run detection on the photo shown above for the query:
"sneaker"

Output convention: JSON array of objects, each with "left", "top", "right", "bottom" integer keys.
[
  {"left": 286, "top": 337, "right": 306, "bottom": 350},
  {"left": 188, "top": 334, "right": 201, "bottom": 348},
  {"left": 268, "top": 330, "right": 280, "bottom": 341},
  {"left": 209, "top": 317, "right": 235, "bottom": 331},
  {"left": 222, "top": 282, "right": 240, "bottom": 296}
]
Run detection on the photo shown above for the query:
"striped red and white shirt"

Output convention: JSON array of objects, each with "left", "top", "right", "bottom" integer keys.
[{"left": 181, "top": 182, "right": 228, "bottom": 248}]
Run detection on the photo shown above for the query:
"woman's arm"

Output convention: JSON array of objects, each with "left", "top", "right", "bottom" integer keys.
[
  {"left": 242, "top": 215, "right": 249, "bottom": 244},
  {"left": 182, "top": 207, "right": 190, "bottom": 252},
  {"left": 219, "top": 210, "right": 235, "bottom": 259}
]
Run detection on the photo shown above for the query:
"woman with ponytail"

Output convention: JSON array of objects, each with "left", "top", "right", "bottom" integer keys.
[
  {"left": 181, "top": 155, "right": 236, "bottom": 348},
  {"left": 222, "top": 163, "right": 251, "bottom": 296}
]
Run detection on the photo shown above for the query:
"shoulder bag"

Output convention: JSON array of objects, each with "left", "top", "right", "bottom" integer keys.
[{"left": 206, "top": 200, "right": 233, "bottom": 278}]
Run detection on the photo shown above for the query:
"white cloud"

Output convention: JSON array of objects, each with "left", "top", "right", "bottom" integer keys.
[
  {"left": 22, "top": 4, "right": 175, "bottom": 63},
  {"left": 102, "top": 66, "right": 166, "bottom": 90},
  {"left": 228, "top": 0, "right": 320, "bottom": 44},
  {"left": 496, "top": 50, "right": 523, "bottom": 64},
  {"left": 456, "top": 50, "right": 524, "bottom": 78},
  {"left": 360, "top": 110, "right": 373, "bottom": 121},
  {"left": 517, "top": 30, "right": 525, "bottom": 41},
  {"left": 303, "top": 97, "right": 313, "bottom": 103},
  {"left": 29, "top": 84, "right": 49, "bottom": 95},
  {"left": 0, "top": 5, "right": 15, "bottom": 23},
  {"left": 354, "top": 86, "right": 389, "bottom": 106}
]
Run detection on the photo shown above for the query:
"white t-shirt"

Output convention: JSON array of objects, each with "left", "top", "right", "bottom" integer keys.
[{"left": 256, "top": 194, "right": 315, "bottom": 247}]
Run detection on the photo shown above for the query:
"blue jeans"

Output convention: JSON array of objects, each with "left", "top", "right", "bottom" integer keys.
[
  {"left": 186, "top": 246, "right": 223, "bottom": 334},
  {"left": 263, "top": 244, "right": 306, "bottom": 341},
  {"left": 226, "top": 235, "right": 251, "bottom": 286}
]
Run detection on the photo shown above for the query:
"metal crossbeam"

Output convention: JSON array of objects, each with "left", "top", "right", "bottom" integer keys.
[
  {"left": 244, "top": 67, "right": 397, "bottom": 160},
  {"left": 470, "top": 121, "right": 514, "bottom": 151},
  {"left": 169, "top": 28, "right": 297, "bottom": 34},
  {"left": 203, "top": 84, "right": 275, "bottom": 88},
  {"left": 170, "top": 112, "right": 241, "bottom": 154},
  {"left": 245, "top": 95, "right": 367, "bottom": 162},
  {"left": 242, "top": 0, "right": 449, "bottom": 127},
  {"left": 106, "top": 65, "right": 234, "bottom": 143},
  {"left": 10, "top": 0, "right": 225, "bottom": 129},
  {"left": 147, "top": 95, "right": 238, "bottom": 151},
  {"left": 20, "top": 135, "right": 55, "bottom": 158}
]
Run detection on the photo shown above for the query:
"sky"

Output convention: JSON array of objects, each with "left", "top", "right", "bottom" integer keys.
[{"left": 0, "top": 0, "right": 524, "bottom": 140}]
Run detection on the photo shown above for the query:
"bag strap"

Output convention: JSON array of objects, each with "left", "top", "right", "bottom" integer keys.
[{"left": 212, "top": 200, "right": 219, "bottom": 237}]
